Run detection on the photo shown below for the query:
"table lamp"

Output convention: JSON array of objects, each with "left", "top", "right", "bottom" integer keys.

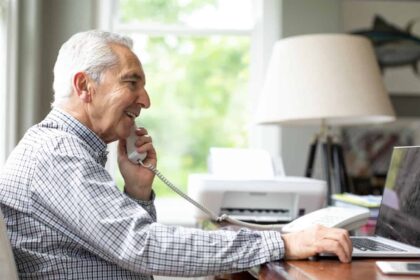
[{"left": 255, "top": 34, "right": 396, "bottom": 205}]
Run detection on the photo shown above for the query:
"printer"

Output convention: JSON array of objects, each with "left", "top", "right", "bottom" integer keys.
[{"left": 187, "top": 148, "right": 327, "bottom": 224}]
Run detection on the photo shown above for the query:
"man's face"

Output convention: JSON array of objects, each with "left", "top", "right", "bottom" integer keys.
[{"left": 88, "top": 44, "right": 150, "bottom": 143}]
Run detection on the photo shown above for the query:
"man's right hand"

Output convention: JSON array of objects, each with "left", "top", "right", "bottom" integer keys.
[
  {"left": 281, "top": 225, "right": 352, "bottom": 263},
  {"left": 118, "top": 127, "right": 157, "bottom": 201}
]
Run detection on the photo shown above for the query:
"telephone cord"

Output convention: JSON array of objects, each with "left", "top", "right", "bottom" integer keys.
[{"left": 139, "top": 160, "right": 284, "bottom": 231}]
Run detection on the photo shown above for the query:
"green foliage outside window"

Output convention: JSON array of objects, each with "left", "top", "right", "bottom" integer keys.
[
  {"left": 115, "top": 0, "right": 250, "bottom": 197},
  {"left": 119, "top": 0, "right": 217, "bottom": 25}
]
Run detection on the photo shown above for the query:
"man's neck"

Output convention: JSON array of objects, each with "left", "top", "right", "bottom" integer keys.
[{"left": 57, "top": 103, "right": 93, "bottom": 133}]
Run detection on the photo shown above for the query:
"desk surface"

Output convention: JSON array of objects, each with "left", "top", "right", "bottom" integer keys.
[
  {"left": 258, "top": 259, "right": 420, "bottom": 280},
  {"left": 211, "top": 222, "right": 420, "bottom": 279}
]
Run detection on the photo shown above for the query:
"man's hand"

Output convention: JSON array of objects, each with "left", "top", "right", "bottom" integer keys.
[
  {"left": 282, "top": 225, "right": 352, "bottom": 263},
  {"left": 118, "top": 127, "right": 157, "bottom": 201}
]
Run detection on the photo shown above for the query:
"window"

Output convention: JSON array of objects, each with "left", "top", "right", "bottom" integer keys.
[{"left": 112, "top": 0, "right": 255, "bottom": 197}]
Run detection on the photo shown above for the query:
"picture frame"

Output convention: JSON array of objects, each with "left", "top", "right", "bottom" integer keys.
[{"left": 341, "top": 120, "right": 420, "bottom": 194}]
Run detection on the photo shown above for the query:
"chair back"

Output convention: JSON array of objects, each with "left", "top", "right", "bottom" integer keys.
[{"left": 0, "top": 207, "right": 19, "bottom": 280}]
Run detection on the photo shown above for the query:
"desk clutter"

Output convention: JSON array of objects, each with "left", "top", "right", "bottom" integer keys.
[{"left": 332, "top": 193, "right": 382, "bottom": 235}]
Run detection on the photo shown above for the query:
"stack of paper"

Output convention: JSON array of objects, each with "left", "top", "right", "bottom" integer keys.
[
  {"left": 208, "top": 148, "right": 276, "bottom": 179},
  {"left": 332, "top": 193, "right": 382, "bottom": 219}
]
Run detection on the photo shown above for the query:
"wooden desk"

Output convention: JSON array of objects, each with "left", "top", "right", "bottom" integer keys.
[
  {"left": 258, "top": 259, "right": 420, "bottom": 280},
  {"left": 209, "top": 222, "right": 420, "bottom": 279}
]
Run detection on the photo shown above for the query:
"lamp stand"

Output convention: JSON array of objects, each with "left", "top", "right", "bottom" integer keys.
[{"left": 305, "top": 123, "right": 350, "bottom": 205}]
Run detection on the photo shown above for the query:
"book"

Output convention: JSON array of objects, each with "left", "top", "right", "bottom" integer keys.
[
  {"left": 332, "top": 193, "right": 382, "bottom": 219},
  {"left": 332, "top": 193, "right": 381, "bottom": 208}
]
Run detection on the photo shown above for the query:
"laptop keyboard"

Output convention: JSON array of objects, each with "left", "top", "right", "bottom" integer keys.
[{"left": 351, "top": 238, "right": 406, "bottom": 252}]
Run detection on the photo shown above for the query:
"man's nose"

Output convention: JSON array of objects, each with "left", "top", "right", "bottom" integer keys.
[{"left": 137, "top": 88, "right": 151, "bottom": 109}]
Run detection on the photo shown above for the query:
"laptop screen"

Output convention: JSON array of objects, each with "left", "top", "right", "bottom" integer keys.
[{"left": 375, "top": 146, "right": 420, "bottom": 247}]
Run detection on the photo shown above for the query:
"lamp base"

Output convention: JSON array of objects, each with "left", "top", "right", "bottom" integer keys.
[{"left": 305, "top": 135, "right": 350, "bottom": 205}]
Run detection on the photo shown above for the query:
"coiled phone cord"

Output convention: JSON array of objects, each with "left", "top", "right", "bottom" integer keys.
[{"left": 139, "top": 161, "right": 284, "bottom": 231}]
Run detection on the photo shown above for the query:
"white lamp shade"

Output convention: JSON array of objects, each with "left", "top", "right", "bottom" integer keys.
[{"left": 255, "top": 34, "right": 396, "bottom": 126}]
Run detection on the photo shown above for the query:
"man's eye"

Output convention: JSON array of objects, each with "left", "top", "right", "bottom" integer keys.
[{"left": 128, "top": 81, "right": 137, "bottom": 88}]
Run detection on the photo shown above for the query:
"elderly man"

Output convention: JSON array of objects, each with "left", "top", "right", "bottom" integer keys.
[{"left": 0, "top": 30, "right": 352, "bottom": 279}]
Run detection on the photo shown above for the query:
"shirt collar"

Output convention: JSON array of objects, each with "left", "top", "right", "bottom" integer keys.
[{"left": 39, "top": 108, "right": 109, "bottom": 165}]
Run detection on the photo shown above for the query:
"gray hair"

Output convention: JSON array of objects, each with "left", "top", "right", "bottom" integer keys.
[{"left": 52, "top": 30, "right": 133, "bottom": 107}]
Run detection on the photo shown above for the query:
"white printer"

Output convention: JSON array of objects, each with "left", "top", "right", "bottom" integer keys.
[{"left": 187, "top": 148, "right": 327, "bottom": 223}]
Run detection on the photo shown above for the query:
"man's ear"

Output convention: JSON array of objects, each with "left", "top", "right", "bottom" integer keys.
[{"left": 73, "top": 72, "right": 92, "bottom": 103}]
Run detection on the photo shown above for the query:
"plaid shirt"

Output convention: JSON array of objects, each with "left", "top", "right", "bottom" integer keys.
[{"left": 0, "top": 108, "right": 284, "bottom": 279}]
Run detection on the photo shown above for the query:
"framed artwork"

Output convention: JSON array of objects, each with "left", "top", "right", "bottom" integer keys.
[
  {"left": 341, "top": 120, "right": 420, "bottom": 194},
  {"left": 342, "top": 122, "right": 417, "bottom": 177},
  {"left": 341, "top": 0, "right": 420, "bottom": 96}
]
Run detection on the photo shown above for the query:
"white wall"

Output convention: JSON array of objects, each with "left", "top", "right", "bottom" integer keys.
[
  {"left": 277, "top": 0, "right": 341, "bottom": 176},
  {"left": 249, "top": 0, "right": 283, "bottom": 169}
]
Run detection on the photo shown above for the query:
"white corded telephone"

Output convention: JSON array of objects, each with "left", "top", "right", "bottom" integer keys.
[
  {"left": 126, "top": 126, "right": 370, "bottom": 233},
  {"left": 126, "top": 126, "right": 147, "bottom": 163},
  {"left": 281, "top": 206, "right": 370, "bottom": 233}
]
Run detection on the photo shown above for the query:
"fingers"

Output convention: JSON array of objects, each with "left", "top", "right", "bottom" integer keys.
[
  {"left": 315, "top": 238, "right": 352, "bottom": 263},
  {"left": 117, "top": 127, "right": 152, "bottom": 162},
  {"left": 315, "top": 239, "right": 347, "bottom": 262},
  {"left": 134, "top": 126, "right": 149, "bottom": 137},
  {"left": 133, "top": 128, "right": 153, "bottom": 154},
  {"left": 131, "top": 127, "right": 157, "bottom": 165},
  {"left": 322, "top": 228, "right": 352, "bottom": 259},
  {"left": 315, "top": 226, "right": 352, "bottom": 263},
  {"left": 134, "top": 135, "right": 152, "bottom": 148},
  {"left": 282, "top": 225, "right": 352, "bottom": 263}
]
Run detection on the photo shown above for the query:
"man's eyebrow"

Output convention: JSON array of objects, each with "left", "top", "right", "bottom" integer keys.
[{"left": 120, "top": 73, "right": 142, "bottom": 81}]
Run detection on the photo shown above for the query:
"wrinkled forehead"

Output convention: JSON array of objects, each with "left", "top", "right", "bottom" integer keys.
[{"left": 110, "top": 43, "right": 145, "bottom": 80}]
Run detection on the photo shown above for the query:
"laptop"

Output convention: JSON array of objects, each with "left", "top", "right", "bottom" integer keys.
[{"left": 350, "top": 146, "right": 420, "bottom": 257}]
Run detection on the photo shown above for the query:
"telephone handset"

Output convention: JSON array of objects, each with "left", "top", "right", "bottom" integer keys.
[
  {"left": 125, "top": 126, "right": 369, "bottom": 232},
  {"left": 281, "top": 206, "right": 370, "bottom": 233},
  {"left": 126, "top": 127, "right": 147, "bottom": 163}
]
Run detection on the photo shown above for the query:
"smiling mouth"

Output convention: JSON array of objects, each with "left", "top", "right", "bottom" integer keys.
[{"left": 125, "top": 111, "right": 138, "bottom": 119}]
